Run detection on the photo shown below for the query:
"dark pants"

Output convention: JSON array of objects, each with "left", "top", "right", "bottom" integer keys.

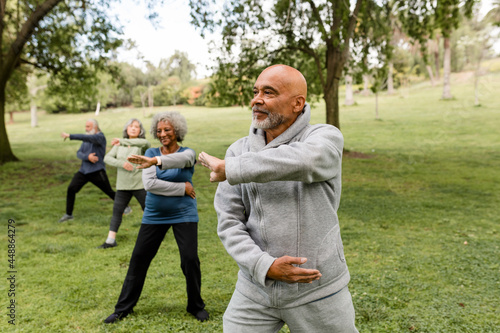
[
  {"left": 114, "top": 222, "right": 205, "bottom": 315},
  {"left": 66, "top": 170, "right": 115, "bottom": 215},
  {"left": 109, "top": 189, "right": 147, "bottom": 232}
]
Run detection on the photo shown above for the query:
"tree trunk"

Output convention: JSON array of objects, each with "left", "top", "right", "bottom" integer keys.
[
  {"left": 148, "top": 85, "right": 154, "bottom": 111},
  {"left": 442, "top": 37, "right": 453, "bottom": 99},
  {"left": 434, "top": 36, "right": 440, "bottom": 79},
  {"left": 474, "top": 74, "right": 479, "bottom": 106},
  {"left": 324, "top": 79, "right": 340, "bottom": 129},
  {"left": 95, "top": 101, "right": 101, "bottom": 116},
  {"left": 375, "top": 92, "right": 379, "bottom": 119},
  {"left": 0, "top": 0, "right": 63, "bottom": 164},
  {"left": 474, "top": 61, "right": 483, "bottom": 107},
  {"left": 0, "top": 88, "right": 19, "bottom": 163},
  {"left": 344, "top": 75, "right": 354, "bottom": 106},
  {"left": 387, "top": 62, "right": 394, "bottom": 95},
  {"left": 28, "top": 82, "right": 46, "bottom": 128},
  {"left": 31, "top": 103, "right": 38, "bottom": 127},
  {"left": 426, "top": 65, "right": 435, "bottom": 86},
  {"left": 140, "top": 91, "right": 147, "bottom": 116},
  {"left": 362, "top": 74, "right": 371, "bottom": 96}
]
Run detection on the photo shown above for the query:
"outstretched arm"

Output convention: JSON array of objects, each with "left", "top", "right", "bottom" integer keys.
[
  {"left": 199, "top": 125, "right": 343, "bottom": 185},
  {"left": 129, "top": 149, "right": 195, "bottom": 169},
  {"left": 68, "top": 133, "right": 106, "bottom": 146},
  {"left": 227, "top": 126, "right": 343, "bottom": 185}
]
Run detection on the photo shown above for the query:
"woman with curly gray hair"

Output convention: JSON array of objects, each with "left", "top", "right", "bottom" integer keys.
[{"left": 104, "top": 111, "right": 209, "bottom": 324}]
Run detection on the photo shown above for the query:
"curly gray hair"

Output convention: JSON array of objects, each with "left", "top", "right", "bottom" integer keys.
[
  {"left": 150, "top": 111, "right": 188, "bottom": 142},
  {"left": 122, "top": 118, "right": 146, "bottom": 138}
]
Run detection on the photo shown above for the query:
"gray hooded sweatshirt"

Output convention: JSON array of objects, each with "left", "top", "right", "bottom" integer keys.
[{"left": 214, "top": 103, "right": 350, "bottom": 309}]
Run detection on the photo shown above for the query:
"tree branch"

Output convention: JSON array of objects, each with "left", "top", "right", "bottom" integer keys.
[
  {"left": 0, "top": 0, "right": 6, "bottom": 67},
  {"left": 1, "top": 0, "right": 63, "bottom": 86},
  {"left": 331, "top": 0, "right": 341, "bottom": 44},
  {"left": 19, "top": 58, "right": 57, "bottom": 71},
  {"left": 307, "top": 0, "right": 331, "bottom": 44},
  {"left": 272, "top": 43, "right": 326, "bottom": 90},
  {"left": 342, "top": 0, "right": 363, "bottom": 62}
]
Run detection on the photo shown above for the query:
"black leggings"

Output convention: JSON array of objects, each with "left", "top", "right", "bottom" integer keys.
[
  {"left": 66, "top": 170, "right": 115, "bottom": 215},
  {"left": 109, "top": 190, "right": 146, "bottom": 232},
  {"left": 114, "top": 222, "right": 205, "bottom": 315}
]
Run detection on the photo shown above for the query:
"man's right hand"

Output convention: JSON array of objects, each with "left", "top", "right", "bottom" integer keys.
[{"left": 267, "top": 256, "right": 322, "bottom": 284}]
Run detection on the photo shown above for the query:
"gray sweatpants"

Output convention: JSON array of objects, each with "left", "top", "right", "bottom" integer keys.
[{"left": 223, "top": 287, "right": 359, "bottom": 333}]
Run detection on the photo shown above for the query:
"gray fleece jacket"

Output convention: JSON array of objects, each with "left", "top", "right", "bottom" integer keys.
[{"left": 214, "top": 103, "right": 350, "bottom": 308}]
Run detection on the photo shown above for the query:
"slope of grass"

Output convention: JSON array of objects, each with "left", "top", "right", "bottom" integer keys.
[{"left": 1, "top": 69, "right": 499, "bottom": 332}]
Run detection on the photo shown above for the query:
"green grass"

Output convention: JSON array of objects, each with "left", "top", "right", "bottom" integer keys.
[{"left": 1, "top": 67, "right": 499, "bottom": 332}]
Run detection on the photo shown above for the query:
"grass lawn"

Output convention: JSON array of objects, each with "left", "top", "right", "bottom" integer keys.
[{"left": 1, "top": 66, "right": 499, "bottom": 332}]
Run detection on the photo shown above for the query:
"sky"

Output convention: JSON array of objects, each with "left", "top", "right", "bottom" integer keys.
[
  {"left": 111, "top": 0, "right": 497, "bottom": 79},
  {"left": 110, "top": 0, "right": 216, "bottom": 79}
]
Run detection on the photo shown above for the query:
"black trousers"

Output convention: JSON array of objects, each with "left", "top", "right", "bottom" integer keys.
[
  {"left": 114, "top": 222, "right": 205, "bottom": 315},
  {"left": 109, "top": 189, "right": 146, "bottom": 232},
  {"left": 66, "top": 170, "right": 115, "bottom": 215}
]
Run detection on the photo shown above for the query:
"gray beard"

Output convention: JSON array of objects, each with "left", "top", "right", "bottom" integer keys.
[
  {"left": 252, "top": 108, "right": 285, "bottom": 129},
  {"left": 86, "top": 129, "right": 97, "bottom": 135}
]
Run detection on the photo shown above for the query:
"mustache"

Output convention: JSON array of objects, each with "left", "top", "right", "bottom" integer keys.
[{"left": 252, "top": 107, "right": 269, "bottom": 114}]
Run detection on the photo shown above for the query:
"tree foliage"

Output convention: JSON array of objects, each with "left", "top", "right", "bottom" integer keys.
[
  {"left": 159, "top": 50, "right": 196, "bottom": 84},
  {"left": 189, "top": 0, "right": 394, "bottom": 129},
  {"left": 0, "top": 0, "right": 124, "bottom": 163},
  {"left": 396, "top": 0, "right": 477, "bottom": 99},
  {"left": 396, "top": 0, "right": 475, "bottom": 45},
  {"left": 484, "top": 0, "right": 500, "bottom": 27}
]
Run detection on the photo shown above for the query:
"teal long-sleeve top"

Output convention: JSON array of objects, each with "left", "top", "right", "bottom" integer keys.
[{"left": 141, "top": 146, "right": 198, "bottom": 224}]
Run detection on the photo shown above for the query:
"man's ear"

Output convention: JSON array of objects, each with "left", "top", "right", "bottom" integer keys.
[{"left": 293, "top": 95, "right": 306, "bottom": 113}]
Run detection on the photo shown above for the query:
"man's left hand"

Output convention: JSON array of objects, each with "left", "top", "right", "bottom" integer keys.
[{"left": 267, "top": 256, "right": 322, "bottom": 284}]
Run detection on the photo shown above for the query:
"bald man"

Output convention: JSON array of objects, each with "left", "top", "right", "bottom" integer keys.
[{"left": 199, "top": 65, "right": 358, "bottom": 332}]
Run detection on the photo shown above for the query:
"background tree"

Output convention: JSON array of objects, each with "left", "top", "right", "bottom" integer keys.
[
  {"left": 160, "top": 50, "right": 196, "bottom": 84},
  {"left": 397, "top": 0, "right": 476, "bottom": 100},
  {"left": 485, "top": 0, "right": 500, "bottom": 26},
  {"left": 0, "top": 0, "right": 123, "bottom": 164},
  {"left": 27, "top": 71, "right": 47, "bottom": 127},
  {"left": 112, "top": 61, "right": 147, "bottom": 106},
  {"left": 454, "top": 7, "right": 497, "bottom": 106},
  {"left": 189, "top": 0, "right": 375, "bottom": 129}
]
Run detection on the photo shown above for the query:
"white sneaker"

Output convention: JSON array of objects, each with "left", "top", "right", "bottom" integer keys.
[{"left": 58, "top": 214, "right": 74, "bottom": 223}]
